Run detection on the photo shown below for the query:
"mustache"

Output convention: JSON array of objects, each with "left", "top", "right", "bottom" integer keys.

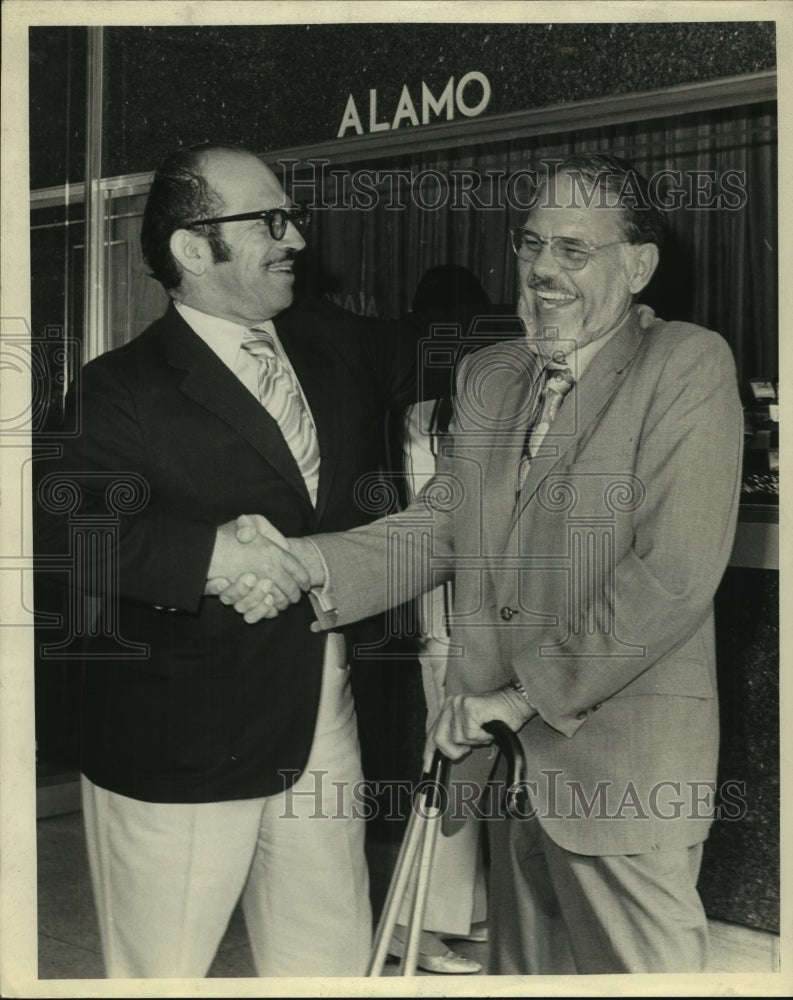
[{"left": 526, "top": 276, "right": 571, "bottom": 293}]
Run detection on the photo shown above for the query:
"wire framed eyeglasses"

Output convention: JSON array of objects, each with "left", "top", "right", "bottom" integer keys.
[{"left": 509, "top": 228, "right": 629, "bottom": 270}]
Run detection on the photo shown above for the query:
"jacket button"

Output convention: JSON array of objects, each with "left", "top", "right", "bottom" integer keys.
[
  {"left": 500, "top": 606, "right": 518, "bottom": 621},
  {"left": 576, "top": 710, "right": 587, "bottom": 720}
]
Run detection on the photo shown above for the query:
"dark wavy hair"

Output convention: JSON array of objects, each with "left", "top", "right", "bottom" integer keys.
[
  {"left": 538, "top": 152, "right": 667, "bottom": 249},
  {"left": 140, "top": 143, "right": 238, "bottom": 291}
]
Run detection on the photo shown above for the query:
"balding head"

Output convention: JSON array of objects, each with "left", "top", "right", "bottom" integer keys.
[{"left": 140, "top": 143, "right": 244, "bottom": 292}]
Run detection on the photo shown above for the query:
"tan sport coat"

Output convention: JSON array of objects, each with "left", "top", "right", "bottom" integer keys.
[{"left": 313, "top": 305, "right": 743, "bottom": 855}]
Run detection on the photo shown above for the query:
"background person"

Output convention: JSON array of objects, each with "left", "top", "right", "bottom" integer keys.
[{"left": 386, "top": 266, "right": 495, "bottom": 974}]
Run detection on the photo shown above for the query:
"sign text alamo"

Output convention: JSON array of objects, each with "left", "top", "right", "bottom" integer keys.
[{"left": 337, "top": 72, "right": 492, "bottom": 138}]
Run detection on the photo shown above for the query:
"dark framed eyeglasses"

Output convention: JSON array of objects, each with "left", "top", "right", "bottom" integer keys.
[
  {"left": 187, "top": 205, "right": 311, "bottom": 241},
  {"left": 510, "top": 228, "right": 629, "bottom": 271}
]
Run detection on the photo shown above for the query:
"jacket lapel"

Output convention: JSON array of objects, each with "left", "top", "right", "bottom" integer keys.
[
  {"left": 158, "top": 305, "right": 313, "bottom": 506},
  {"left": 506, "top": 310, "right": 645, "bottom": 539},
  {"left": 481, "top": 347, "right": 546, "bottom": 558}
]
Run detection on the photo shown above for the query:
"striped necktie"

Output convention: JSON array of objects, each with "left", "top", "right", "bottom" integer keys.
[
  {"left": 242, "top": 328, "right": 321, "bottom": 505},
  {"left": 517, "top": 351, "right": 575, "bottom": 495}
]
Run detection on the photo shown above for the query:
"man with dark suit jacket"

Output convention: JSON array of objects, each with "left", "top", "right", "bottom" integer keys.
[
  {"left": 222, "top": 153, "right": 744, "bottom": 974},
  {"left": 35, "top": 142, "right": 441, "bottom": 978}
]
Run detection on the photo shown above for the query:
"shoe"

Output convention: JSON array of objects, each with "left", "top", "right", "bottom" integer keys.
[
  {"left": 388, "top": 928, "right": 482, "bottom": 975},
  {"left": 414, "top": 949, "right": 482, "bottom": 974}
]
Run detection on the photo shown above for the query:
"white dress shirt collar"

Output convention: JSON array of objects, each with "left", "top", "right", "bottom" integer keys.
[{"left": 174, "top": 300, "right": 278, "bottom": 370}]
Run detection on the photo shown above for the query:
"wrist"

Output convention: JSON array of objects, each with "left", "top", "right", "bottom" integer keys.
[
  {"left": 207, "top": 521, "right": 235, "bottom": 579},
  {"left": 289, "top": 537, "right": 326, "bottom": 588},
  {"left": 503, "top": 674, "right": 537, "bottom": 723}
]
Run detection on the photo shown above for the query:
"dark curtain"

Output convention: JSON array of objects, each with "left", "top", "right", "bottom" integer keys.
[
  {"left": 302, "top": 101, "right": 777, "bottom": 391},
  {"left": 104, "top": 101, "right": 777, "bottom": 394}
]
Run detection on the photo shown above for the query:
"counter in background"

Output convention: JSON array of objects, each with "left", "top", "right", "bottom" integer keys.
[
  {"left": 729, "top": 502, "right": 779, "bottom": 571},
  {"left": 698, "top": 503, "right": 779, "bottom": 933}
]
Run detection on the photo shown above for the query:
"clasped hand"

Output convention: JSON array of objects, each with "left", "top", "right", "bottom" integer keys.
[{"left": 205, "top": 514, "right": 321, "bottom": 622}]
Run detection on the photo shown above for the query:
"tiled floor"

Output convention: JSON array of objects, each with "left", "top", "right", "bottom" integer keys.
[{"left": 35, "top": 804, "right": 781, "bottom": 981}]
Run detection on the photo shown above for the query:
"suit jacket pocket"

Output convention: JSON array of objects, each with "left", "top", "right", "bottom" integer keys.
[
  {"left": 614, "top": 649, "right": 715, "bottom": 700},
  {"left": 559, "top": 448, "right": 636, "bottom": 474},
  {"left": 113, "top": 598, "right": 243, "bottom": 676}
]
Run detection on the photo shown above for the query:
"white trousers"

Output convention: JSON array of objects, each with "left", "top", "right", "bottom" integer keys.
[{"left": 82, "top": 638, "right": 371, "bottom": 978}]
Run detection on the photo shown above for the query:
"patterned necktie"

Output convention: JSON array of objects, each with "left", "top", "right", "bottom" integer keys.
[
  {"left": 242, "top": 328, "right": 321, "bottom": 505},
  {"left": 517, "top": 351, "right": 576, "bottom": 495}
]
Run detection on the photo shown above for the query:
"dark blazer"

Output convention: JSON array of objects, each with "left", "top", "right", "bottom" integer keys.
[{"left": 36, "top": 297, "right": 433, "bottom": 804}]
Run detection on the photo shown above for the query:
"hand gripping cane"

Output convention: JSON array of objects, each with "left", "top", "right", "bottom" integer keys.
[{"left": 367, "top": 720, "right": 528, "bottom": 976}]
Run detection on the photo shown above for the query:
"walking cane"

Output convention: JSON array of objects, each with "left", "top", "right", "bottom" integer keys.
[{"left": 367, "top": 720, "right": 528, "bottom": 976}]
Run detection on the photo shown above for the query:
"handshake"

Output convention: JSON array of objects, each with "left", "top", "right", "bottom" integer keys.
[
  {"left": 205, "top": 514, "right": 325, "bottom": 623},
  {"left": 205, "top": 518, "right": 536, "bottom": 757}
]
